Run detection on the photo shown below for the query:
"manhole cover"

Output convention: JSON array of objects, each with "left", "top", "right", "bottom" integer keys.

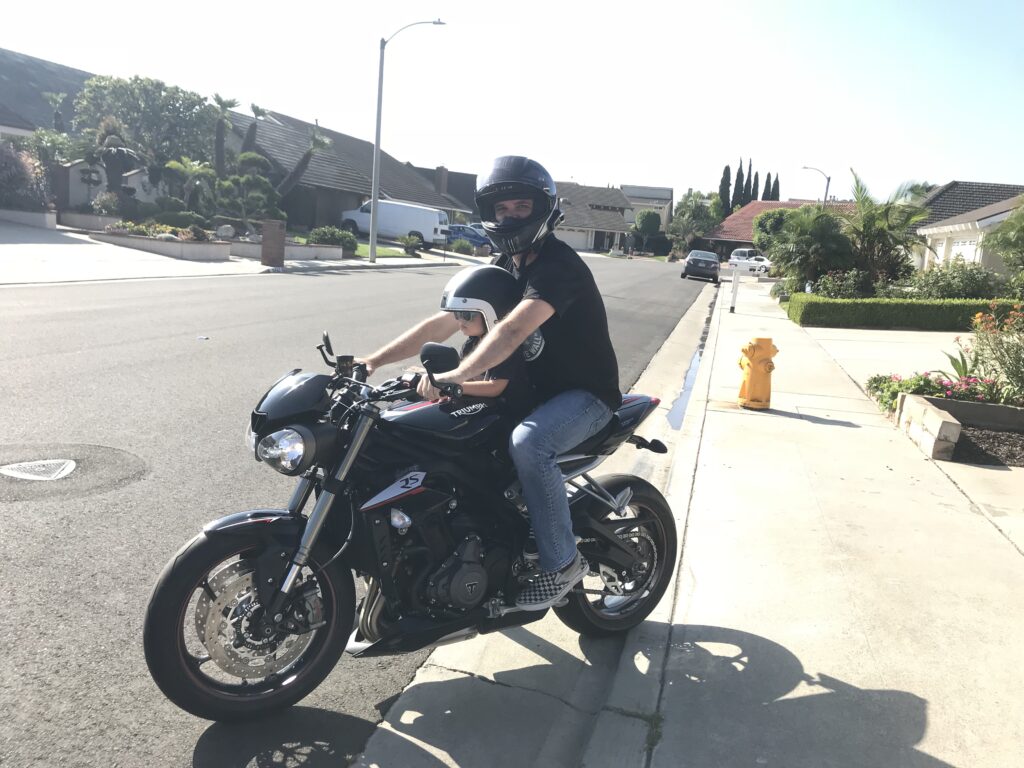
[
  {"left": 0, "top": 459, "right": 77, "bottom": 481},
  {"left": 0, "top": 444, "right": 147, "bottom": 503}
]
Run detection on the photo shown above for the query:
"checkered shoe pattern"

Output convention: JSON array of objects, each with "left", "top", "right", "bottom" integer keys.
[{"left": 515, "top": 551, "right": 589, "bottom": 610}]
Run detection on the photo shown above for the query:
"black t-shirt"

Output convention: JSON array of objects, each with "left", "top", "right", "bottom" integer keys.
[
  {"left": 493, "top": 237, "right": 621, "bottom": 410},
  {"left": 460, "top": 336, "right": 535, "bottom": 418}
]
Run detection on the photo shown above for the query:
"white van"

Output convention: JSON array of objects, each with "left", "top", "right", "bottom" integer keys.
[{"left": 341, "top": 200, "right": 449, "bottom": 248}]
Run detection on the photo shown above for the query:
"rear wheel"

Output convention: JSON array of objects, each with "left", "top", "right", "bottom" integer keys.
[
  {"left": 143, "top": 534, "right": 355, "bottom": 721},
  {"left": 408, "top": 231, "right": 425, "bottom": 249},
  {"left": 342, "top": 220, "right": 359, "bottom": 236},
  {"left": 556, "top": 475, "right": 677, "bottom": 637}
]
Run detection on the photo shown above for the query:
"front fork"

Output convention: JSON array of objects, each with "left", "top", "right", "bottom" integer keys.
[{"left": 262, "top": 405, "right": 376, "bottom": 622}]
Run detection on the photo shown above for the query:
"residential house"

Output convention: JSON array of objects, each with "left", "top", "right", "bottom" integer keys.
[
  {"left": 412, "top": 165, "right": 477, "bottom": 217},
  {"left": 0, "top": 47, "right": 91, "bottom": 136},
  {"left": 918, "top": 194, "right": 1022, "bottom": 274},
  {"left": 262, "top": 111, "right": 469, "bottom": 227},
  {"left": 914, "top": 181, "right": 1024, "bottom": 269},
  {"left": 696, "top": 200, "right": 858, "bottom": 259},
  {"left": 620, "top": 184, "right": 673, "bottom": 229},
  {"left": 554, "top": 182, "right": 632, "bottom": 252}
]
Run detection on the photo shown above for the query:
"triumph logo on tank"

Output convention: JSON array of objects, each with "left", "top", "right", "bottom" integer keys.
[
  {"left": 451, "top": 403, "right": 487, "bottom": 418},
  {"left": 521, "top": 329, "right": 545, "bottom": 361}
]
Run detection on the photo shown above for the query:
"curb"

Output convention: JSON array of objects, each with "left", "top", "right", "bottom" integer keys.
[{"left": 581, "top": 282, "right": 726, "bottom": 768}]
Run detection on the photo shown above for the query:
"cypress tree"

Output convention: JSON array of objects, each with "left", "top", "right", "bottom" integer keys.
[
  {"left": 762, "top": 172, "right": 772, "bottom": 200},
  {"left": 742, "top": 158, "right": 753, "bottom": 204},
  {"left": 751, "top": 171, "right": 760, "bottom": 203},
  {"left": 771, "top": 175, "right": 780, "bottom": 200},
  {"left": 718, "top": 165, "right": 731, "bottom": 215},
  {"left": 731, "top": 158, "right": 745, "bottom": 210}
]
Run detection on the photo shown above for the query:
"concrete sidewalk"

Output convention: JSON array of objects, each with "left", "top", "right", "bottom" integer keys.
[
  {"left": 0, "top": 222, "right": 462, "bottom": 285},
  {"left": 626, "top": 280, "right": 1024, "bottom": 768}
]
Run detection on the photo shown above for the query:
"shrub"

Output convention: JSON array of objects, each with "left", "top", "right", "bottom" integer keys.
[
  {"left": 1002, "top": 272, "right": 1024, "bottom": 300},
  {"left": 646, "top": 232, "right": 672, "bottom": 256},
  {"left": 450, "top": 238, "right": 473, "bottom": 254},
  {"left": 156, "top": 196, "right": 186, "bottom": 212},
  {"left": 865, "top": 372, "right": 1004, "bottom": 412},
  {"left": 155, "top": 210, "right": 207, "bottom": 228},
  {"left": 92, "top": 191, "right": 120, "bottom": 216},
  {"left": 813, "top": 269, "right": 873, "bottom": 298},
  {"left": 971, "top": 303, "right": 1024, "bottom": 403},
  {"left": 910, "top": 259, "right": 1003, "bottom": 299},
  {"left": 136, "top": 201, "right": 160, "bottom": 220},
  {"left": 307, "top": 226, "right": 357, "bottom": 249},
  {"left": 787, "top": 294, "right": 1021, "bottom": 330},
  {"left": 178, "top": 224, "right": 210, "bottom": 242},
  {"left": 0, "top": 142, "right": 45, "bottom": 211}
]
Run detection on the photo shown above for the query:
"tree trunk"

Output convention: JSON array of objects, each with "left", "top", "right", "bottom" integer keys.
[
  {"left": 215, "top": 119, "right": 226, "bottom": 178},
  {"left": 276, "top": 149, "right": 313, "bottom": 197},
  {"left": 241, "top": 121, "right": 258, "bottom": 154}
]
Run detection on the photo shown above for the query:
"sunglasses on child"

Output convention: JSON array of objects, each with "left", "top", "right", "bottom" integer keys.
[{"left": 452, "top": 310, "right": 480, "bottom": 322}]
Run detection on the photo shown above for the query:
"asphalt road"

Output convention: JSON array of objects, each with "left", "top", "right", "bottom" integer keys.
[{"left": 0, "top": 257, "right": 708, "bottom": 767}]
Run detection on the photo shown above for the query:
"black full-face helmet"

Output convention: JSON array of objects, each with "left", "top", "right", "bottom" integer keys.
[
  {"left": 475, "top": 156, "right": 563, "bottom": 257},
  {"left": 440, "top": 265, "right": 522, "bottom": 332}
]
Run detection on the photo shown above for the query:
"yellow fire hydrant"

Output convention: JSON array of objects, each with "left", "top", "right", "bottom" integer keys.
[{"left": 738, "top": 338, "right": 778, "bottom": 410}]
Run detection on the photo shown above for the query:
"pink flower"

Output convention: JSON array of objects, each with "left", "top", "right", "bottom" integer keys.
[
  {"left": 977, "top": 395, "right": 985, "bottom": 400},
  {"left": 946, "top": 390, "right": 952, "bottom": 396},
  {"left": 891, "top": 374, "right": 902, "bottom": 382}
]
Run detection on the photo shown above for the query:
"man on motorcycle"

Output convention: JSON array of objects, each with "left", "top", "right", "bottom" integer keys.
[{"left": 362, "top": 155, "right": 620, "bottom": 610}]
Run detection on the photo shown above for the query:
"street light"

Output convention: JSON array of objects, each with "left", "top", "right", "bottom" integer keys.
[
  {"left": 368, "top": 18, "right": 445, "bottom": 263},
  {"left": 801, "top": 166, "right": 831, "bottom": 207}
]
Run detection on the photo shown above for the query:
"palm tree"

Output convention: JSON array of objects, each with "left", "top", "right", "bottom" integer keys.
[
  {"left": 211, "top": 93, "right": 239, "bottom": 178},
  {"left": 771, "top": 206, "right": 856, "bottom": 283},
  {"left": 839, "top": 171, "right": 929, "bottom": 281},
  {"left": 164, "top": 156, "right": 216, "bottom": 211},
  {"left": 240, "top": 104, "right": 266, "bottom": 154},
  {"left": 95, "top": 117, "right": 138, "bottom": 193},
  {"left": 43, "top": 92, "right": 67, "bottom": 132},
  {"left": 276, "top": 129, "right": 332, "bottom": 197}
]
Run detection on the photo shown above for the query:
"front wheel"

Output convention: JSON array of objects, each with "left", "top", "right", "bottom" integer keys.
[
  {"left": 556, "top": 475, "right": 677, "bottom": 637},
  {"left": 143, "top": 533, "right": 354, "bottom": 721}
]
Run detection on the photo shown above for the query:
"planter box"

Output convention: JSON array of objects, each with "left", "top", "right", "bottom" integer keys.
[
  {"left": 923, "top": 397, "right": 1024, "bottom": 432},
  {"left": 91, "top": 232, "right": 230, "bottom": 261},
  {"left": 895, "top": 393, "right": 961, "bottom": 460},
  {"left": 58, "top": 212, "right": 120, "bottom": 231},
  {"left": 0, "top": 208, "right": 57, "bottom": 229},
  {"left": 228, "top": 241, "right": 355, "bottom": 261}
]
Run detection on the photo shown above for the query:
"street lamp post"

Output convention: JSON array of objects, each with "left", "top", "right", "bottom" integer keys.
[
  {"left": 368, "top": 18, "right": 445, "bottom": 263},
  {"left": 801, "top": 165, "right": 831, "bottom": 207}
]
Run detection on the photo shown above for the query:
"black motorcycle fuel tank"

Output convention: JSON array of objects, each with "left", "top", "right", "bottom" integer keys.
[
  {"left": 251, "top": 369, "right": 333, "bottom": 433},
  {"left": 380, "top": 398, "right": 507, "bottom": 445}
]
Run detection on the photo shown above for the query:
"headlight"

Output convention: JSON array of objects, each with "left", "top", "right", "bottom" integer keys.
[
  {"left": 244, "top": 421, "right": 257, "bottom": 452},
  {"left": 256, "top": 427, "right": 314, "bottom": 475}
]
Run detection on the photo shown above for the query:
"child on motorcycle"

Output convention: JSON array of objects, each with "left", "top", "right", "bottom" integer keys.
[{"left": 434, "top": 265, "right": 533, "bottom": 416}]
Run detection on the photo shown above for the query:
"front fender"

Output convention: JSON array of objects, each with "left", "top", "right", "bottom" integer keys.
[{"left": 203, "top": 509, "right": 306, "bottom": 608}]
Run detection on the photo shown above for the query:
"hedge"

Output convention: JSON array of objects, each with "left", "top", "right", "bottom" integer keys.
[{"left": 787, "top": 293, "right": 1021, "bottom": 330}]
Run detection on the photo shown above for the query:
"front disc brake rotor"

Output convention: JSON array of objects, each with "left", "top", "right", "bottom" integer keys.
[{"left": 193, "top": 559, "right": 316, "bottom": 679}]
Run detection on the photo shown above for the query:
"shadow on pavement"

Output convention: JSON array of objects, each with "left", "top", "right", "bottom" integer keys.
[
  {"left": 767, "top": 408, "right": 863, "bottom": 428},
  {"left": 655, "top": 624, "right": 956, "bottom": 768},
  {"left": 192, "top": 706, "right": 446, "bottom": 768}
]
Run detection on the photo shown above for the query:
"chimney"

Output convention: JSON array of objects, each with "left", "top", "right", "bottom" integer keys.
[{"left": 434, "top": 166, "right": 449, "bottom": 195}]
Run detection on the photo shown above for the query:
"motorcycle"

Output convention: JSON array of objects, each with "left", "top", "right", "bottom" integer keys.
[{"left": 143, "top": 333, "right": 677, "bottom": 721}]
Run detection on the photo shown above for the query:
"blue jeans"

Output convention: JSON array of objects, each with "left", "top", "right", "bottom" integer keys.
[{"left": 509, "top": 389, "right": 613, "bottom": 571}]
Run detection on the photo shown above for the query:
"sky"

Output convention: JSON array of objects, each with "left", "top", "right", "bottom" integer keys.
[{"left": 3, "top": 0, "right": 1023, "bottom": 206}]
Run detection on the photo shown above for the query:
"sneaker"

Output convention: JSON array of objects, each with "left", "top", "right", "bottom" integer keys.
[{"left": 515, "top": 551, "right": 589, "bottom": 610}]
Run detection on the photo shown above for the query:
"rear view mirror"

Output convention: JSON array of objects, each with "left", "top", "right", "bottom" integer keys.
[
  {"left": 322, "top": 331, "right": 334, "bottom": 356},
  {"left": 419, "top": 343, "right": 460, "bottom": 375}
]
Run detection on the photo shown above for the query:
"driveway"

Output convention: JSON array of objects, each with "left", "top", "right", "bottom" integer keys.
[{"left": 0, "top": 222, "right": 266, "bottom": 284}]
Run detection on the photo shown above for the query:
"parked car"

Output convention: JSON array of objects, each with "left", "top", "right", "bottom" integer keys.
[
  {"left": 681, "top": 250, "right": 721, "bottom": 283},
  {"left": 728, "top": 248, "right": 772, "bottom": 272},
  {"left": 445, "top": 224, "right": 491, "bottom": 249},
  {"left": 340, "top": 200, "right": 449, "bottom": 248}
]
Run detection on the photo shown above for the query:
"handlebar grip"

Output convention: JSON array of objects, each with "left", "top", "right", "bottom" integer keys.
[
  {"left": 440, "top": 383, "right": 462, "bottom": 399},
  {"left": 352, "top": 363, "right": 368, "bottom": 383}
]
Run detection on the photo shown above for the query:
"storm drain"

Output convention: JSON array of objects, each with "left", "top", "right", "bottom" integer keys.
[{"left": 0, "top": 459, "right": 77, "bottom": 481}]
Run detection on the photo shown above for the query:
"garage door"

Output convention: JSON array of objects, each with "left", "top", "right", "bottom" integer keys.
[{"left": 557, "top": 228, "right": 590, "bottom": 251}]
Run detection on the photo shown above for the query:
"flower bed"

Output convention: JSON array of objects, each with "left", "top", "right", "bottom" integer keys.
[{"left": 91, "top": 232, "right": 230, "bottom": 261}]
